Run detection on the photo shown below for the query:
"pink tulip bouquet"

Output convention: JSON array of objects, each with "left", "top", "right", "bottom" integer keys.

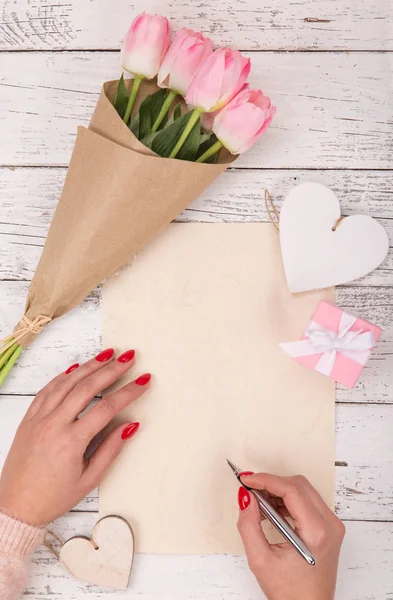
[
  {"left": 114, "top": 13, "right": 275, "bottom": 163},
  {"left": 0, "top": 12, "right": 276, "bottom": 387}
]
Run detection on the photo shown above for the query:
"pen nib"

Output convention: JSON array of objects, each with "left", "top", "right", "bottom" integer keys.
[{"left": 226, "top": 458, "right": 240, "bottom": 475}]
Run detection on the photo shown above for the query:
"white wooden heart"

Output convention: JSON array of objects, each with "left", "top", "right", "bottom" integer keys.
[
  {"left": 279, "top": 182, "right": 389, "bottom": 293},
  {"left": 60, "top": 515, "right": 134, "bottom": 590}
]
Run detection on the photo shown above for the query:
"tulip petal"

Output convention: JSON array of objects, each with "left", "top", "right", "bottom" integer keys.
[
  {"left": 187, "top": 49, "right": 226, "bottom": 111},
  {"left": 158, "top": 29, "right": 212, "bottom": 95},
  {"left": 254, "top": 106, "right": 276, "bottom": 137},
  {"left": 157, "top": 47, "right": 176, "bottom": 88},
  {"left": 122, "top": 13, "right": 170, "bottom": 79},
  {"left": 249, "top": 89, "right": 271, "bottom": 110},
  {"left": 214, "top": 102, "right": 270, "bottom": 154},
  {"left": 129, "top": 13, "right": 145, "bottom": 39},
  {"left": 218, "top": 51, "right": 251, "bottom": 108},
  {"left": 201, "top": 109, "right": 218, "bottom": 133}
]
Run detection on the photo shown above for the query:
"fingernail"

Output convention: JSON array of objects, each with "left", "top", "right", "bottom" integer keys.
[
  {"left": 135, "top": 373, "right": 151, "bottom": 386},
  {"left": 121, "top": 422, "right": 140, "bottom": 440},
  {"left": 96, "top": 348, "right": 114, "bottom": 362},
  {"left": 65, "top": 363, "right": 79, "bottom": 375},
  {"left": 118, "top": 349, "right": 136, "bottom": 363},
  {"left": 238, "top": 487, "right": 251, "bottom": 511},
  {"left": 239, "top": 471, "right": 254, "bottom": 477}
]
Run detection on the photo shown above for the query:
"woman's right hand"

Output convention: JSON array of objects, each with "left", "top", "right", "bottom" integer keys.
[{"left": 237, "top": 473, "right": 345, "bottom": 600}]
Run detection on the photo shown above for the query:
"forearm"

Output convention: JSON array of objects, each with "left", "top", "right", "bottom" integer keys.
[{"left": 0, "top": 513, "right": 45, "bottom": 600}]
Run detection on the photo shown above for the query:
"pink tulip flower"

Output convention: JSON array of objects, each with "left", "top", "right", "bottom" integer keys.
[
  {"left": 212, "top": 88, "right": 276, "bottom": 154},
  {"left": 122, "top": 12, "right": 170, "bottom": 80},
  {"left": 201, "top": 83, "right": 249, "bottom": 132},
  {"left": 158, "top": 28, "right": 213, "bottom": 96},
  {"left": 186, "top": 48, "right": 251, "bottom": 113}
]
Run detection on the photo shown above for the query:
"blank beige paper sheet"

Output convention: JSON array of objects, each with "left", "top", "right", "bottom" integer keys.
[{"left": 100, "top": 223, "right": 335, "bottom": 555}]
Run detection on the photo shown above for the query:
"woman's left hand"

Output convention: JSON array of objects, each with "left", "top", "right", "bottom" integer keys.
[{"left": 0, "top": 348, "right": 150, "bottom": 527}]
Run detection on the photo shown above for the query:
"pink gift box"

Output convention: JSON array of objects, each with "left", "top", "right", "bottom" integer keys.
[{"left": 282, "top": 301, "right": 382, "bottom": 389}]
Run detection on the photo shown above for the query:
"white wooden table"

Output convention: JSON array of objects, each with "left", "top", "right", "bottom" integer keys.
[{"left": 0, "top": 1, "right": 393, "bottom": 598}]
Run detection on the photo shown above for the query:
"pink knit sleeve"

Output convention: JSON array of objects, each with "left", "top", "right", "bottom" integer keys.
[{"left": 0, "top": 513, "right": 46, "bottom": 600}]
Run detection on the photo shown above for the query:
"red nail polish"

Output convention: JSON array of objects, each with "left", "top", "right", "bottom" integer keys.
[
  {"left": 135, "top": 373, "right": 151, "bottom": 386},
  {"left": 121, "top": 422, "right": 140, "bottom": 440},
  {"left": 118, "top": 349, "right": 135, "bottom": 363},
  {"left": 239, "top": 471, "right": 254, "bottom": 477},
  {"left": 96, "top": 348, "right": 114, "bottom": 362},
  {"left": 238, "top": 487, "right": 251, "bottom": 511},
  {"left": 65, "top": 363, "right": 79, "bottom": 375}
]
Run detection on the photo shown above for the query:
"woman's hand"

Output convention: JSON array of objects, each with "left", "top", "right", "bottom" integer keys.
[
  {"left": 237, "top": 473, "right": 345, "bottom": 600},
  {"left": 0, "top": 348, "right": 150, "bottom": 527}
]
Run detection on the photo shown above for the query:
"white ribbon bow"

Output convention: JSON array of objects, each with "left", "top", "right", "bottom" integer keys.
[{"left": 280, "top": 312, "right": 376, "bottom": 377}]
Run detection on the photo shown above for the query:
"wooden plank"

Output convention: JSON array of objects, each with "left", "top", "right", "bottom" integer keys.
[
  {"left": 335, "top": 404, "right": 393, "bottom": 520},
  {"left": 0, "top": 52, "right": 392, "bottom": 169},
  {"left": 1, "top": 0, "right": 392, "bottom": 51},
  {"left": 0, "top": 281, "right": 391, "bottom": 401},
  {"left": 24, "top": 512, "right": 393, "bottom": 599},
  {"left": 1, "top": 167, "right": 392, "bottom": 284},
  {"left": 1, "top": 401, "right": 393, "bottom": 522}
]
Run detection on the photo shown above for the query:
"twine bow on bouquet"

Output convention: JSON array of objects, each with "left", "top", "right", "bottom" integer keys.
[
  {"left": 0, "top": 317, "right": 51, "bottom": 386},
  {"left": 0, "top": 11, "right": 276, "bottom": 387}
]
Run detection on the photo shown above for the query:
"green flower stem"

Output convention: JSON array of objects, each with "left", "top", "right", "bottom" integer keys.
[
  {"left": 0, "top": 341, "right": 18, "bottom": 370},
  {"left": 169, "top": 108, "right": 202, "bottom": 159},
  {"left": 196, "top": 139, "right": 224, "bottom": 163},
  {"left": 0, "top": 344, "right": 22, "bottom": 387},
  {"left": 152, "top": 89, "right": 177, "bottom": 133},
  {"left": 123, "top": 75, "right": 143, "bottom": 125}
]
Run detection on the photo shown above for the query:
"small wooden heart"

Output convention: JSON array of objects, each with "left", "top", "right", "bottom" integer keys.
[
  {"left": 60, "top": 515, "right": 134, "bottom": 590},
  {"left": 279, "top": 182, "right": 389, "bottom": 292}
]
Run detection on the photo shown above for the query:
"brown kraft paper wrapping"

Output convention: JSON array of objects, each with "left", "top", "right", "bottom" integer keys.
[{"left": 15, "top": 80, "right": 234, "bottom": 347}]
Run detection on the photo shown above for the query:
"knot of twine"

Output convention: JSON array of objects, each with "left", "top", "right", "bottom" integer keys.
[{"left": 0, "top": 315, "right": 51, "bottom": 353}]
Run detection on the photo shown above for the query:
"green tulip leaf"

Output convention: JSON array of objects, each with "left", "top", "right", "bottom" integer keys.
[
  {"left": 113, "top": 74, "right": 129, "bottom": 120},
  {"left": 140, "top": 131, "right": 160, "bottom": 150},
  {"left": 129, "top": 112, "right": 140, "bottom": 138},
  {"left": 150, "top": 89, "right": 170, "bottom": 131},
  {"left": 176, "top": 115, "right": 201, "bottom": 162},
  {"left": 199, "top": 133, "right": 211, "bottom": 145},
  {"left": 165, "top": 103, "right": 182, "bottom": 127},
  {"left": 151, "top": 113, "right": 189, "bottom": 157},
  {"left": 173, "top": 103, "right": 182, "bottom": 120},
  {"left": 138, "top": 95, "right": 153, "bottom": 139},
  {"left": 197, "top": 133, "right": 220, "bottom": 164},
  {"left": 135, "top": 89, "right": 170, "bottom": 139},
  {"left": 152, "top": 111, "right": 201, "bottom": 162}
]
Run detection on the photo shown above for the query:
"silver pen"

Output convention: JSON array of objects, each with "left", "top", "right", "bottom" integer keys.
[{"left": 227, "top": 459, "right": 316, "bottom": 566}]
